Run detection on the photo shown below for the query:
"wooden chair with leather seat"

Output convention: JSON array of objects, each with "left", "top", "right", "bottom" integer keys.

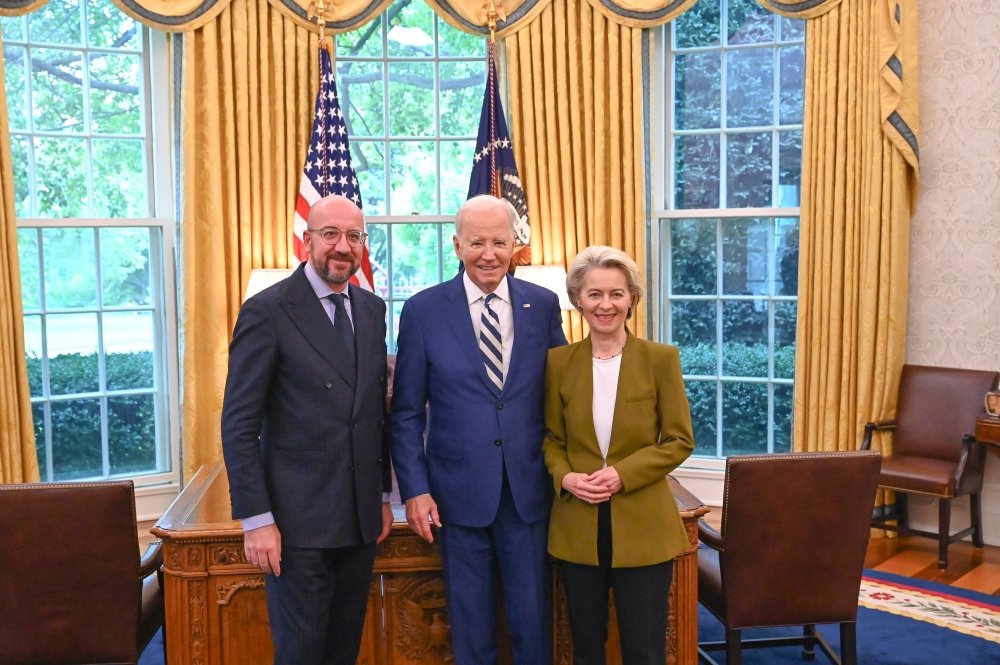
[
  {"left": 0, "top": 479, "right": 164, "bottom": 665},
  {"left": 697, "top": 451, "right": 881, "bottom": 665},
  {"left": 861, "top": 364, "right": 1000, "bottom": 569}
]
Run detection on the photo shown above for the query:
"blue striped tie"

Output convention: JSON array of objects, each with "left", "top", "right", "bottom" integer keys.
[{"left": 480, "top": 293, "right": 503, "bottom": 391}]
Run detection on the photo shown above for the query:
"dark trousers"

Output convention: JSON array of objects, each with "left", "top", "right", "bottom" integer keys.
[
  {"left": 264, "top": 541, "right": 377, "bottom": 665},
  {"left": 559, "top": 501, "right": 674, "bottom": 665},
  {"left": 438, "top": 475, "right": 552, "bottom": 665}
]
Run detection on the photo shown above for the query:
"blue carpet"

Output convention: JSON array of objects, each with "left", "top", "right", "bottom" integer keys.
[
  {"left": 137, "top": 570, "right": 1000, "bottom": 664},
  {"left": 698, "top": 569, "right": 1000, "bottom": 664}
]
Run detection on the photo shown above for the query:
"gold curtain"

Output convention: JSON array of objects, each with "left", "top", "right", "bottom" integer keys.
[
  {"left": 791, "top": 0, "right": 919, "bottom": 453},
  {"left": 505, "top": 0, "right": 648, "bottom": 342},
  {"left": 0, "top": 34, "right": 38, "bottom": 483},
  {"left": 178, "top": 0, "right": 320, "bottom": 480}
]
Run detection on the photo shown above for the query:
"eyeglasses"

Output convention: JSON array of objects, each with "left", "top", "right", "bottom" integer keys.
[{"left": 307, "top": 227, "right": 368, "bottom": 247}]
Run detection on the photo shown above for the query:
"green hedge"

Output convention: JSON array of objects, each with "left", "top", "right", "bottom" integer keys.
[{"left": 28, "top": 351, "right": 157, "bottom": 480}]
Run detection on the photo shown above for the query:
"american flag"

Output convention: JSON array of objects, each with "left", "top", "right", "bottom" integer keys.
[
  {"left": 467, "top": 50, "right": 530, "bottom": 248},
  {"left": 293, "top": 42, "right": 374, "bottom": 291}
]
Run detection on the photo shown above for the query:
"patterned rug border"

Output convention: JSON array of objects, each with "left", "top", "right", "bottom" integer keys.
[{"left": 860, "top": 574, "right": 1000, "bottom": 644}]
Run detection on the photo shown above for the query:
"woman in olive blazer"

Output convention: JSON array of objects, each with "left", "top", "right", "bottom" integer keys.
[{"left": 543, "top": 246, "right": 694, "bottom": 665}]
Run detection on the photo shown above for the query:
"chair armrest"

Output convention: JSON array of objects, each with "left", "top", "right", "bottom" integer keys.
[
  {"left": 139, "top": 539, "right": 163, "bottom": 580},
  {"left": 861, "top": 419, "right": 897, "bottom": 450},
  {"left": 698, "top": 520, "right": 724, "bottom": 551}
]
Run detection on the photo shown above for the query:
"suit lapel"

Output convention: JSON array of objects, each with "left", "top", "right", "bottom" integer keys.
[
  {"left": 609, "top": 333, "right": 644, "bottom": 450},
  {"left": 349, "top": 284, "right": 380, "bottom": 417},
  {"left": 442, "top": 274, "right": 497, "bottom": 395},
  {"left": 567, "top": 337, "right": 601, "bottom": 456},
  {"left": 506, "top": 277, "right": 529, "bottom": 391},
  {"left": 280, "top": 265, "right": 356, "bottom": 387}
]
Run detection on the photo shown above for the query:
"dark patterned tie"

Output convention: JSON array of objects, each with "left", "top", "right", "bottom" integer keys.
[
  {"left": 480, "top": 293, "right": 503, "bottom": 392},
  {"left": 328, "top": 293, "right": 356, "bottom": 381}
]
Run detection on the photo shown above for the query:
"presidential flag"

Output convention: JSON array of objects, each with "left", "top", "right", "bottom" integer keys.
[
  {"left": 293, "top": 42, "right": 374, "bottom": 291},
  {"left": 468, "top": 51, "right": 530, "bottom": 250}
]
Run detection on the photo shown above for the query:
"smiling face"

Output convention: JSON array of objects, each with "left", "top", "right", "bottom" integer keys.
[
  {"left": 453, "top": 198, "right": 514, "bottom": 294},
  {"left": 303, "top": 195, "right": 365, "bottom": 290},
  {"left": 578, "top": 266, "right": 632, "bottom": 338}
]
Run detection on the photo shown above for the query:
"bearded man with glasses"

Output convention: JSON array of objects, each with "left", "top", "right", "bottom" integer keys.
[{"left": 222, "top": 194, "right": 393, "bottom": 665}]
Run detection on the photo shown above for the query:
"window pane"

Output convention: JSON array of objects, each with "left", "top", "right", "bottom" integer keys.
[
  {"left": 10, "top": 135, "right": 30, "bottom": 217},
  {"left": 89, "top": 52, "right": 142, "bottom": 134},
  {"left": 389, "top": 141, "right": 437, "bottom": 214},
  {"left": 726, "top": 132, "right": 772, "bottom": 208},
  {"left": 670, "top": 219, "right": 716, "bottom": 295},
  {"left": 722, "top": 218, "right": 768, "bottom": 295},
  {"left": 726, "top": 49, "right": 773, "bottom": 128},
  {"left": 722, "top": 300, "right": 768, "bottom": 377},
  {"left": 780, "top": 16, "right": 805, "bottom": 42},
  {"left": 775, "top": 218, "right": 798, "bottom": 296},
  {"left": 686, "top": 380, "right": 718, "bottom": 456},
  {"left": 390, "top": 300, "right": 405, "bottom": 353},
  {"left": 35, "top": 136, "right": 88, "bottom": 217},
  {"left": 32, "top": 402, "right": 46, "bottom": 472},
  {"left": 336, "top": 18, "right": 383, "bottom": 57},
  {"left": 43, "top": 227, "right": 97, "bottom": 308},
  {"left": 387, "top": 2, "right": 434, "bottom": 58},
  {"left": 674, "top": 52, "right": 720, "bottom": 131},
  {"left": 441, "top": 139, "right": 475, "bottom": 214},
  {"left": 674, "top": 0, "right": 719, "bottom": 49},
  {"left": 99, "top": 227, "right": 152, "bottom": 306},
  {"left": 47, "top": 313, "right": 99, "bottom": 394},
  {"left": 93, "top": 139, "right": 147, "bottom": 217},
  {"left": 672, "top": 301, "right": 716, "bottom": 375},
  {"left": 439, "top": 20, "right": 484, "bottom": 58},
  {"left": 4, "top": 46, "right": 28, "bottom": 130},
  {"left": 17, "top": 228, "right": 41, "bottom": 310},
  {"left": 674, "top": 134, "right": 720, "bottom": 209},
  {"left": 774, "top": 301, "right": 796, "bottom": 380},
  {"left": 774, "top": 383, "right": 794, "bottom": 452},
  {"left": 391, "top": 224, "right": 440, "bottom": 298},
  {"left": 388, "top": 62, "right": 435, "bottom": 136},
  {"left": 31, "top": 48, "right": 85, "bottom": 132},
  {"left": 87, "top": 0, "right": 141, "bottom": 50},
  {"left": 727, "top": 0, "right": 774, "bottom": 45},
  {"left": 439, "top": 60, "right": 484, "bottom": 136},
  {"left": 778, "top": 130, "right": 801, "bottom": 206},
  {"left": 104, "top": 312, "right": 154, "bottom": 390},
  {"left": 108, "top": 393, "right": 155, "bottom": 474},
  {"left": 2, "top": 15, "right": 26, "bottom": 40},
  {"left": 51, "top": 398, "right": 102, "bottom": 480},
  {"left": 28, "top": 0, "right": 82, "bottom": 46},
  {"left": 24, "top": 315, "right": 43, "bottom": 396},
  {"left": 722, "top": 382, "right": 768, "bottom": 454},
  {"left": 339, "top": 61, "right": 384, "bottom": 138},
  {"left": 353, "top": 140, "right": 386, "bottom": 214},
  {"left": 779, "top": 45, "right": 804, "bottom": 124},
  {"left": 367, "top": 222, "right": 388, "bottom": 298}
]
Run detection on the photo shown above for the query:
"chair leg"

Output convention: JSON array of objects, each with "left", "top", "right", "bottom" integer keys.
[
  {"left": 725, "top": 628, "right": 742, "bottom": 665},
  {"left": 840, "top": 622, "right": 857, "bottom": 665},
  {"left": 938, "top": 498, "right": 952, "bottom": 569},
  {"left": 801, "top": 624, "right": 817, "bottom": 661},
  {"left": 971, "top": 492, "right": 985, "bottom": 548},
  {"left": 897, "top": 492, "right": 909, "bottom": 528}
]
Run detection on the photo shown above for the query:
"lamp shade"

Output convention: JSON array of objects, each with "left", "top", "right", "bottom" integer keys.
[
  {"left": 514, "top": 264, "right": 573, "bottom": 311},
  {"left": 244, "top": 269, "right": 294, "bottom": 302}
]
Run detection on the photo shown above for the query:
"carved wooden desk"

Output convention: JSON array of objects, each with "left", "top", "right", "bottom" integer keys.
[{"left": 152, "top": 463, "right": 707, "bottom": 665}]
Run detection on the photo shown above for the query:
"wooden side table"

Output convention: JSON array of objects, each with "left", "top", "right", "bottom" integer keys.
[{"left": 975, "top": 415, "right": 1000, "bottom": 455}]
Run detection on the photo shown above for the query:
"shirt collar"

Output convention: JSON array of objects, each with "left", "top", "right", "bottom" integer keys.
[
  {"left": 463, "top": 271, "right": 510, "bottom": 306},
  {"left": 304, "top": 261, "right": 349, "bottom": 300}
]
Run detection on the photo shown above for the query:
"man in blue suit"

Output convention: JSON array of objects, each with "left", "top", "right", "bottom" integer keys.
[{"left": 390, "top": 194, "right": 568, "bottom": 665}]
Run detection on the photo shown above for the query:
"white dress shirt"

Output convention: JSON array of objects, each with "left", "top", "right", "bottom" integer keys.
[{"left": 463, "top": 271, "right": 514, "bottom": 380}]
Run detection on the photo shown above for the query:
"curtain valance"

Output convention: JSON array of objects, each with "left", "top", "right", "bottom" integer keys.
[
  {"left": 1, "top": 0, "right": 699, "bottom": 34},
  {"left": 758, "top": 0, "right": 846, "bottom": 19}
]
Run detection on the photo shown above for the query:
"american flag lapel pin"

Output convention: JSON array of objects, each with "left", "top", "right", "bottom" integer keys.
[{"left": 523, "top": 303, "right": 531, "bottom": 308}]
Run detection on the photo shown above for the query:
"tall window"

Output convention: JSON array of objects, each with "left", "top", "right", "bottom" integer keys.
[
  {"left": 335, "top": 0, "right": 486, "bottom": 348},
  {"left": 4, "top": 0, "right": 176, "bottom": 482},
  {"left": 653, "top": 0, "right": 804, "bottom": 458}
]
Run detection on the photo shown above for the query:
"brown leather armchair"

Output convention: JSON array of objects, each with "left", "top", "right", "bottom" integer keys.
[
  {"left": 697, "top": 451, "right": 881, "bottom": 665},
  {"left": 860, "top": 363, "right": 999, "bottom": 568},
  {"left": 0, "top": 479, "right": 164, "bottom": 665}
]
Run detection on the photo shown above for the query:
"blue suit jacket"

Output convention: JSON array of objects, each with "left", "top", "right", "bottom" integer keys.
[{"left": 390, "top": 273, "right": 567, "bottom": 527}]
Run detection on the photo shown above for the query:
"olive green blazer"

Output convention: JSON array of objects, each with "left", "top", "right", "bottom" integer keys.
[{"left": 542, "top": 334, "right": 694, "bottom": 567}]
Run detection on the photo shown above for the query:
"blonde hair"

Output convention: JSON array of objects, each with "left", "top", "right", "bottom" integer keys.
[{"left": 565, "top": 245, "right": 643, "bottom": 316}]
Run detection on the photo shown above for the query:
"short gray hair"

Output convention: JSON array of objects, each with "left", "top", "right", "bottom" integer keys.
[
  {"left": 565, "top": 245, "right": 643, "bottom": 316},
  {"left": 455, "top": 195, "right": 518, "bottom": 237}
]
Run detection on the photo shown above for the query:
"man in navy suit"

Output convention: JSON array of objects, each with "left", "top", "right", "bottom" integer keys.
[
  {"left": 221, "top": 195, "right": 393, "bottom": 665},
  {"left": 390, "top": 195, "right": 568, "bottom": 665}
]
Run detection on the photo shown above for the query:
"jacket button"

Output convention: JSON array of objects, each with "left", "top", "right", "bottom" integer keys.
[
  {"left": 497, "top": 402, "right": 504, "bottom": 411},
  {"left": 324, "top": 382, "right": 332, "bottom": 388},
  {"left": 494, "top": 439, "right": 502, "bottom": 447}
]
